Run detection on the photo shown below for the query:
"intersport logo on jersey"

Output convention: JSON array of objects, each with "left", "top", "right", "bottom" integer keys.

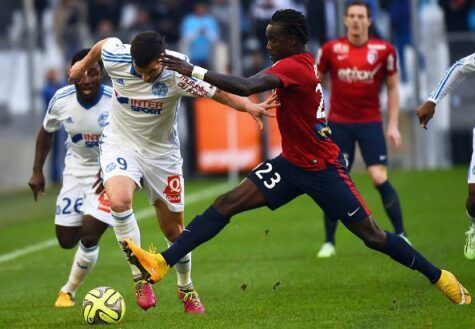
[
  {"left": 130, "top": 99, "right": 163, "bottom": 115},
  {"left": 337, "top": 65, "right": 381, "bottom": 83}
]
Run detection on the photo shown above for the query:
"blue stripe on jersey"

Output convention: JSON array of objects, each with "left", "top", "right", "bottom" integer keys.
[
  {"left": 102, "top": 57, "right": 132, "bottom": 63},
  {"left": 103, "top": 49, "right": 131, "bottom": 59},
  {"left": 47, "top": 88, "right": 76, "bottom": 112},
  {"left": 431, "top": 60, "right": 464, "bottom": 99},
  {"left": 103, "top": 86, "right": 113, "bottom": 97}
]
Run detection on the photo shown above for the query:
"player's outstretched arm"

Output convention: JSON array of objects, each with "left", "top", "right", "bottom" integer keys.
[
  {"left": 212, "top": 91, "right": 279, "bottom": 130},
  {"left": 160, "top": 53, "right": 282, "bottom": 96},
  {"left": 68, "top": 38, "right": 108, "bottom": 84},
  {"left": 418, "top": 53, "right": 475, "bottom": 129},
  {"left": 386, "top": 73, "right": 402, "bottom": 150},
  {"left": 28, "top": 127, "right": 54, "bottom": 201}
]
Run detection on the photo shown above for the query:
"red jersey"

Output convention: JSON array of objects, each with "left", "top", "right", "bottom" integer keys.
[
  {"left": 317, "top": 37, "right": 398, "bottom": 123},
  {"left": 266, "top": 52, "right": 340, "bottom": 171}
]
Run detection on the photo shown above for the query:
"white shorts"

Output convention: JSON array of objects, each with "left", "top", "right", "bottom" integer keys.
[
  {"left": 469, "top": 128, "right": 475, "bottom": 184},
  {"left": 100, "top": 142, "right": 185, "bottom": 212},
  {"left": 55, "top": 174, "right": 113, "bottom": 227}
]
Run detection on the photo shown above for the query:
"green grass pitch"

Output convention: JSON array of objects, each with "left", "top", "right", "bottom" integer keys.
[{"left": 0, "top": 168, "right": 474, "bottom": 328}]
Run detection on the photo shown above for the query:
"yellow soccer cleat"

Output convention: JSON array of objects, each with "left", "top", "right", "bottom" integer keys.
[
  {"left": 54, "top": 291, "right": 75, "bottom": 308},
  {"left": 435, "top": 270, "right": 471, "bottom": 305},
  {"left": 121, "top": 238, "right": 170, "bottom": 284}
]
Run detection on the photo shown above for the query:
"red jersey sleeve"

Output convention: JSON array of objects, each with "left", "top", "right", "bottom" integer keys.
[
  {"left": 384, "top": 43, "right": 398, "bottom": 76},
  {"left": 266, "top": 58, "right": 300, "bottom": 88},
  {"left": 316, "top": 42, "right": 331, "bottom": 74}
]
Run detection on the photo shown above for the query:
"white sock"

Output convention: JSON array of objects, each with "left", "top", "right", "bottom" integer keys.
[
  {"left": 112, "top": 209, "right": 142, "bottom": 278},
  {"left": 167, "top": 239, "right": 192, "bottom": 288},
  {"left": 61, "top": 242, "right": 99, "bottom": 297}
]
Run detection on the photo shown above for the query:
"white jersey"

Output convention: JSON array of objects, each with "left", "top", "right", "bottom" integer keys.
[
  {"left": 428, "top": 52, "right": 475, "bottom": 104},
  {"left": 100, "top": 37, "right": 217, "bottom": 159},
  {"left": 43, "top": 85, "right": 112, "bottom": 177}
]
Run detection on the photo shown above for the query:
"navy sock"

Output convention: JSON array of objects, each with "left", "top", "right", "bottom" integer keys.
[
  {"left": 161, "top": 206, "right": 230, "bottom": 267},
  {"left": 377, "top": 180, "right": 405, "bottom": 235},
  {"left": 323, "top": 213, "right": 338, "bottom": 244},
  {"left": 380, "top": 231, "right": 441, "bottom": 283}
]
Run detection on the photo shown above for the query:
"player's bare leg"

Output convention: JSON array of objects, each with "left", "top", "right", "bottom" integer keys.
[
  {"left": 464, "top": 183, "right": 475, "bottom": 259},
  {"left": 344, "top": 216, "right": 470, "bottom": 305},
  {"left": 106, "top": 176, "right": 156, "bottom": 310},
  {"left": 367, "top": 165, "right": 408, "bottom": 243},
  {"left": 55, "top": 216, "right": 108, "bottom": 307},
  {"left": 122, "top": 178, "right": 267, "bottom": 283},
  {"left": 154, "top": 199, "right": 204, "bottom": 313},
  {"left": 54, "top": 225, "right": 81, "bottom": 307}
]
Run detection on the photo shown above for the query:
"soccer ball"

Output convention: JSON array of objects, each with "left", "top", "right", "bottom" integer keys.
[{"left": 82, "top": 287, "right": 125, "bottom": 325}]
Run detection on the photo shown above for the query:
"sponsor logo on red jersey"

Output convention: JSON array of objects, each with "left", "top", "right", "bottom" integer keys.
[
  {"left": 337, "top": 64, "right": 382, "bottom": 83},
  {"left": 163, "top": 175, "right": 182, "bottom": 203}
]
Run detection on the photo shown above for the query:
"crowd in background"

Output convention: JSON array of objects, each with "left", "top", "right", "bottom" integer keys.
[{"left": 2, "top": 0, "right": 475, "bottom": 95}]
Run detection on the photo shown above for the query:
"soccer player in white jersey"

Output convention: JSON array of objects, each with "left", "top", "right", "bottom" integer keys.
[
  {"left": 417, "top": 51, "right": 475, "bottom": 260},
  {"left": 28, "top": 49, "right": 113, "bottom": 307},
  {"left": 68, "top": 31, "right": 277, "bottom": 313}
]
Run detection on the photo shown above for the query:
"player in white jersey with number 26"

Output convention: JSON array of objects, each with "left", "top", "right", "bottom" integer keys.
[
  {"left": 29, "top": 49, "right": 113, "bottom": 308},
  {"left": 417, "top": 51, "right": 475, "bottom": 260},
  {"left": 68, "top": 31, "right": 278, "bottom": 313}
]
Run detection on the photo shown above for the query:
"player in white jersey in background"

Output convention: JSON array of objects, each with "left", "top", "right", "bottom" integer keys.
[
  {"left": 417, "top": 51, "right": 475, "bottom": 260},
  {"left": 28, "top": 49, "right": 113, "bottom": 308},
  {"left": 68, "top": 31, "right": 277, "bottom": 313}
]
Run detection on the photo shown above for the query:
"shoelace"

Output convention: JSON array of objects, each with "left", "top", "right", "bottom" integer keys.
[
  {"left": 136, "top": 282, "right": 145, "bottom": 298},
  {"left": 181, "top": 291, "right": 200, "bottom": 307},
  {"left": 148, "top": 243, "right": 158, "bottom": 254},
  {"left": 466, "top": 228, "right": 475, "bottom": 249}
]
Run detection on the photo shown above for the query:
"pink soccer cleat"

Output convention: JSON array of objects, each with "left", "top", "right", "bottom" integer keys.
[
  {"left": 135, "top": 280, "right": 156, "bottom": 311},
  {"left": 178, "top": 287, "right": 205, "bottom": 314}
]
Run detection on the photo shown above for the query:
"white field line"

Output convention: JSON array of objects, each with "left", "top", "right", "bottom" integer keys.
[{"left": 0, "top": 182, "right": 230, "bottom": 264}]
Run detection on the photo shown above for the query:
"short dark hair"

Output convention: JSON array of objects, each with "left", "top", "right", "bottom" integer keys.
[
  {"left": 71, "top": 48, "right": 104, "bottom": 70},
  {"left": 131, "top": 31, "right": 165, "bottom": 68},
  {"left": 345, "top": 0, "right": 372, "bottom": 18},
  {"left": 270, "top": 9, "right": 309, "bottom": 45}
]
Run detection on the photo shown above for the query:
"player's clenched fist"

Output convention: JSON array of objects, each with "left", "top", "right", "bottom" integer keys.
[
  {"left": 28, "top": 172, "right": 45, "bottom": 201},
  {"left": 416, "top": 101, "right": 436, "bottom": 130}
]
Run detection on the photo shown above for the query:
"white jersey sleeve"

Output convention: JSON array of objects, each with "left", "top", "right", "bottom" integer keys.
[
  {"left": 428, "top": 52, "right": 475, "bottom": 104},
  {"left": 166, "top": 50, "right": 217, "bottom": 99},
  {"left": 101, "top": 37, "right": 132, "bottom": 79},
  {"left": 43, "top": 85, "right": 76, "bottom": 132}
]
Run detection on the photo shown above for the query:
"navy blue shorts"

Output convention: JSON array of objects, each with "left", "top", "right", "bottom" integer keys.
[
  {"left": 247, "top": 155, "right": 371, "bottom": 224},
  {"left": 328, "top": 122, "right": 387, "bottom": 170}
]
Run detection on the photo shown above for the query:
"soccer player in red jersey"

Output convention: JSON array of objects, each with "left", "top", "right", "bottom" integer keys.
[
  {"left": 316, "top": 0, "right": 407, "bottom": 258},
  {"left": 121, "top": 9, "right": 470, "bottom": 305}
]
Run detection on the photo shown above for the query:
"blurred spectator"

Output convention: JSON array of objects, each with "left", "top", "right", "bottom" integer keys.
[
  {"left": 381, "top": 0, "right": 412, "bottom": 82},
  {"left": 125, "top": 5, "right": 154, "bottom": 38},
  {"left": 307, "top": 0, "right": 331, "bottom": 46},
  {"left": 180, "top": 1, "right": 220, "bottom": 67},
  {"left": 95, "top": 19, "right": 115, "bottom": 40},
  {"left": 53, "top": 0, "right": 89, "bottom": 59},
  {"left": 155, "top": 0, "right": 189, "bottom": 50},
  {"left": 87, "top": 0, "right": 123, "bottom": 36},
  {"left": 41, "top": 68, "right": 66, "bottom": 183},
  {"left": 250, "top": 0, "right": 301, "bottom": 51},
  {"left": 439, "top": 0, "right": 471, "bottom": 32}
]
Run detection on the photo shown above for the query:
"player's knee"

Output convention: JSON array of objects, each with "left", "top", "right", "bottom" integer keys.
[
  {"left": 80, "top": 235, "right": 100, "bottom": 249},
  {"left": 108, "top": 195, "right": 133, "bottom": 213},
  {"left": 368, "top": 167, "right": 387, "bottom": 186},
  {"left": 359, "top": 227, "right": 386, "bottom": 251},
  {"left": 161, "top": 225, "right": 183, "bottom": 242},
  {"left": 57, "top": 236, "right": 78, "bottom": 249}
]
